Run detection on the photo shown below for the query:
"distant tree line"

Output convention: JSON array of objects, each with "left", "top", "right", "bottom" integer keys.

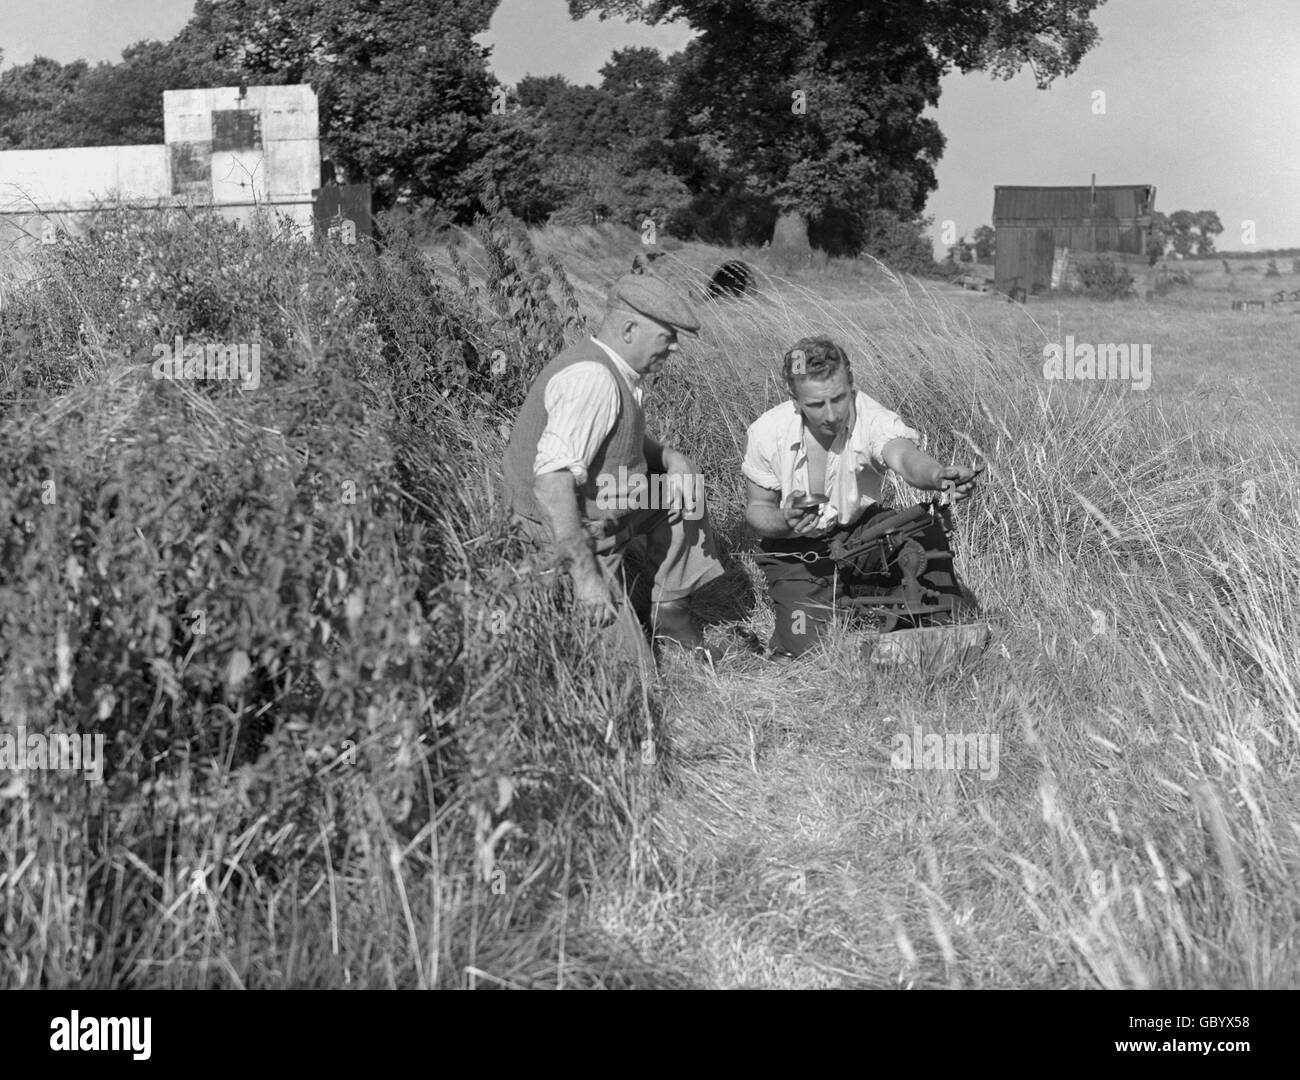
[
  {"left": 0, "top": 0, "right": 1107, "bottom": 268},
  {"left": 1206, "top": 249, "right": 1300, "bottom": 261}
]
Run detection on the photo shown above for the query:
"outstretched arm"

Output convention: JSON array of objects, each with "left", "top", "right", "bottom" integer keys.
[{"left": 880, "top": 438, "right": 982, "bottom": 499}]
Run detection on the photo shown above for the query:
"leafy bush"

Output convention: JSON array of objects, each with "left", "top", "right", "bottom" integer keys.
[
  {"left": 1074, "top": 256, "right": 1135, "bottom": 299},
  {"left": 820, "top": 209, "right": 938, "bottom": 274},
  {"left": 0, "top": 205, "right": 659, "bottom": 988},
  {"left": 461, "top": 112, "right": 563, "bottom": 226},
  {"left": 1, "top": 206, "right": 363, "bottom": 398},
  {"left": 543, "top": 155, "right": 692, "bottom": 238},
  {"left": 359, "top": 202, "right": 586, "bottom": 422}
]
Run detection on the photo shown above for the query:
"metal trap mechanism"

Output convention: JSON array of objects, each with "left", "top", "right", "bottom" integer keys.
[{"left": 829, "top": 497, "right": 993, "bottom": 671}]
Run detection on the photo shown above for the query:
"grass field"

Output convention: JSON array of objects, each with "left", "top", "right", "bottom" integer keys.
[
  {"left": 1, "top": 214, "right": 1296, "bottom": 988},
  {"left": 517, "top": 228, "right": 1300, "bottom": 988},
  {"left": 958, "top": 262, "right": 1300, "bottom": 442}
]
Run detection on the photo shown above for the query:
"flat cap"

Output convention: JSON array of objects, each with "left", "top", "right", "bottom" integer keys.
[{"left": 607, "top": 272, "right": 701, "bottom": 334}]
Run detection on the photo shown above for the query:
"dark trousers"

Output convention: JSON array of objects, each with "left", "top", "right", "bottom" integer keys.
[
  {"left": 513, "top": 486, "right": 726, "bottom": 669},
  {"left": 753, "top": 544, "right": 839, "bottom": 657},
  {"left": 752, "top": 505, "right": 893, "bottom": 658},
  {"left": 754, "top": 504, "right": 967, "bottom": 656}
]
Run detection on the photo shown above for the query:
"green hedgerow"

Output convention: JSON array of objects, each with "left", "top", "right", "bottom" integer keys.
[{"left": 0, "top": 205, "right": 658, "bottom": 989}]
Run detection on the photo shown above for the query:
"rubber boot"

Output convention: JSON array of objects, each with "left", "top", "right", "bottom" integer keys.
[{"left": 651, "top": 599, "right": 722, "bottom": 664}]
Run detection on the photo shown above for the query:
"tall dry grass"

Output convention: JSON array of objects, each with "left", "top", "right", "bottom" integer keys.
[
  {"left": 1, "top": 211, "right": 1295, "bottom": 988},
  {"left": 550, "top": 239, "right": 1300, "bottom": 989},
  {"left": 0, "top": 208, "right": 681, "bottom": 989}
]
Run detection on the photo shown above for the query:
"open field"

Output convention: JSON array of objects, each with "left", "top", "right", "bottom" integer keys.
[
  {"left": 959, "top": 260, "right": 1299, "bottom": 440},
  {"left": 524, "top": 226, "right": 1300, "bottom": 438},
  {"left": 531, "top": 233, "right": 1299, "bottom": 988},
  {"left": 1, "top": 215, "right": 1296, "bottom": 988}
]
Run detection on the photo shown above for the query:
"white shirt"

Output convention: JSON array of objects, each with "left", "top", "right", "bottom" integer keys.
[
  {"left": 741, "top": 390, "right": 922, "bottom": 528},
  {"left": 533, "top": 337, "right": 644, "bottom": 482}
]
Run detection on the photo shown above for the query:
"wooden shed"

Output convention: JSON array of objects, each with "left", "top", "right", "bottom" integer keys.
[{"left": 992, "top": 182, "right": 1155, "bottom": 297}]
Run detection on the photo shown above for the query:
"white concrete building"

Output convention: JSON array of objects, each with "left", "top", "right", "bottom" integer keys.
[{"left": 0, "top": 84, "right": 321, "bottom": 249}]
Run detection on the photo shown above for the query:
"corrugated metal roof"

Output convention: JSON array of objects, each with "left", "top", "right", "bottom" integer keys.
[{"left": 993, "top": 185, "right": 1154, "bottom": 224}]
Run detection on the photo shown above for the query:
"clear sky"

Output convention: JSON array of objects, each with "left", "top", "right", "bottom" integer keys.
[{"left": 3, "top": 0, "right": 1297, "bottom": 252}]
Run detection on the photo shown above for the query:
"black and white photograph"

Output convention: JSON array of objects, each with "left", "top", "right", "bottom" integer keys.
[{"left": 0, "top": 0, "right": 1295, "bottom": 1028}]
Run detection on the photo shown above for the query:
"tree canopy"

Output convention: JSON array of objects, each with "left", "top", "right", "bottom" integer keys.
[
  {"left": 0, "top": 57, "right": 93, "bottom": 149},
  {"left": 487, "top": 47, "right": 691, "bottom": 230},
  {"left": 0, "top": 33, "right": 242, "bottom": 150},
  {"left": 187, "top": 0, "right": 499, "bottom": 211},
  {"left": 0, "top": 0, "right": 1119, "bottom": 266},
  {"left": 567, "top": 0, "right": 1105, "bottom": 253},
  {"left": 1148, "top": 209, "right": 1224, "bottom": 259}
]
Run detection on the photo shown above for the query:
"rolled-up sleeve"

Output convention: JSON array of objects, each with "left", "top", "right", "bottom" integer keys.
[
  {"left": 741, "top": 416, "right": 782, "bottom": 491},
  {"left": 858, "top": 393, "right": 923, "bottom": 469},
  {"left": 533, "top": 362, "right": 620, "bottom": 483}
]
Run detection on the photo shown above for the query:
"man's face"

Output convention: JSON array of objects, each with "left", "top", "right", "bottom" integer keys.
[
  {"left": 620, "top": 313, "right": 679, "bottom": 374},
  {"left": 791, "top": 368, "right": 854, "bottom": 441}
]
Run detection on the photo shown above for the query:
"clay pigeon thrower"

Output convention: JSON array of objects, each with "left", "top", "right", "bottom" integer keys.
[{"left": 828, "top": 496, "right": 992, "bottom": 671}]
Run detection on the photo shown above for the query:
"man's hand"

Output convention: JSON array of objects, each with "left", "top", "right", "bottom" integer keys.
[
  {"left": 929, "top": 462, "right": 985, "bottom": 501},
  {"left": 662, "top": 448, "right": 704, "bottom": 518},
  {"left": 662, "top": 447, "right": 694, "bottom": 475},
  {"left": 781, "top": 490, "right": 835, "bottom": 538},
  {"left": 572, "top": 569, "right": 619, "bottom": 627}
]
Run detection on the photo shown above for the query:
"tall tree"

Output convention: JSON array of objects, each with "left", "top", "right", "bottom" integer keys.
[
  {"left": 0, "top": 45, "right": 239, "bottom": 150},
  {"left": 1167, "top": 209, "right": 1197, "bottom": 257},
  {"left": 461, "top": 109, "right": 559, "bottom": 224},
  {"left": 568, "top": 0, "right": 1104, "bottom": 254},
  {"left": 1147, "top": 210, "right": 1169, "bottom": 262},
  {"left": 0, "top": 57, "right": 91, "bottom": 148},
  {"left": 517, "top": 48, "right": 676, "bottom": 163},
  {"left": 0, "top": 35, "right": 240, "bottom": 150},
  {"left": 74, "top": 35, "right": 242, "bottom": 146},
  {"left": 185, "top": 0, "right": 500, "bottom": 211},
  {"left": 1192, "top": 209, "right": 1223, "bottom": 256},
  {"left": 510, "top": 48, "right": 690, "bottom": 230}
]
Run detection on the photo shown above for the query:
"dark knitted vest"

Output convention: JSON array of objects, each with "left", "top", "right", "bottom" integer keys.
[{"left": 502, "top": 338, "right": 647, "bottom": 525}]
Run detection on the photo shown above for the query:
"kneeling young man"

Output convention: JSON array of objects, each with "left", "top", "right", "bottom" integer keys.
[{"left": 742, "top": 337, "right": 980, "bottom": 659}]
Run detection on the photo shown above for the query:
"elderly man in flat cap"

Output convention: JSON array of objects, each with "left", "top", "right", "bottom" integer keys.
[{"left": 503, "top": 272, "right": 725, "bottom": 665}]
